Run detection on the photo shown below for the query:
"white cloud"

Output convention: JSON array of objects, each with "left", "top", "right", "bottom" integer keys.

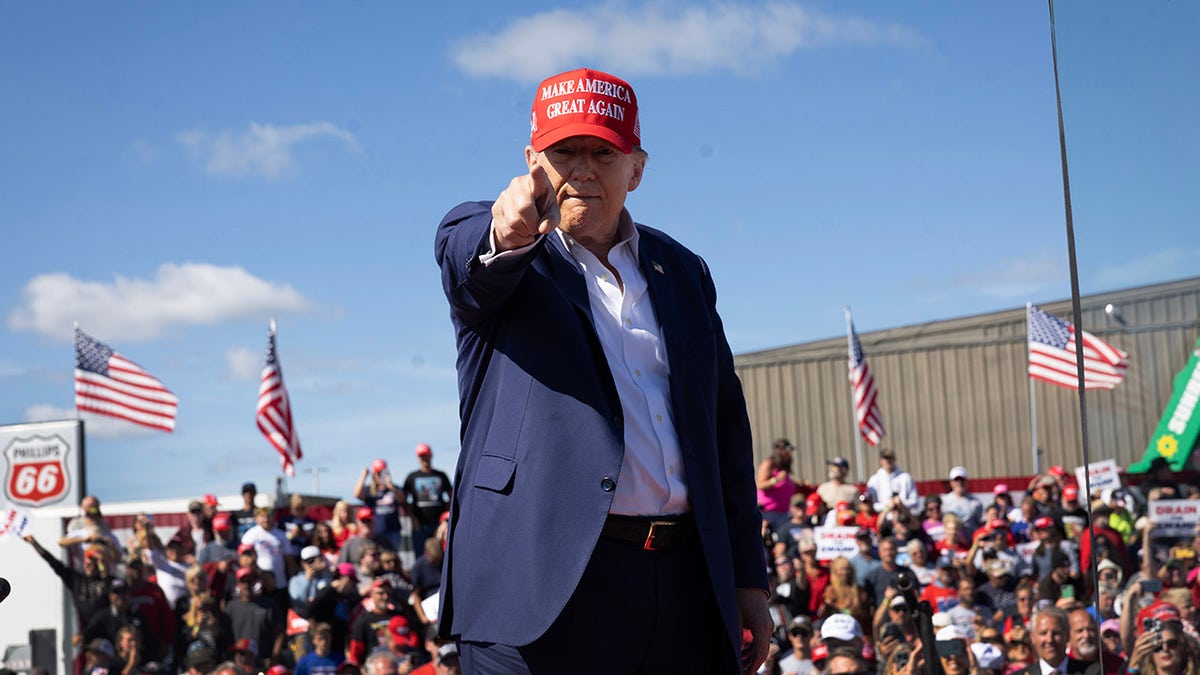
[
  {"left": 226, "top": 347, "right": 261, "bottom": 381},
  {"left": 24, "top": 404, "right": 155, "bottom": 440},
  {"left": 130, "top": 139, "right": 161, "bottom": 164},
  {"left": 175, "top": 121, "right": 360, "bottom": 180},
  {"left": 450, "top": 1, "right": 924, "bottom": 82},
  {"left": 1093, "top": 248, "right": 1200, "bottom": 289},
  {"left": 951, "top": 251, "right": 1066, "bottom": 300},
  {"left": 8, "top": 262, "right": 312, "bottom": 341}
]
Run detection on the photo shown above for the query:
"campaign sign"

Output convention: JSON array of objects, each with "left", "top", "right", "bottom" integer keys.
[
  {"left": 1147, "top": 500, "right": 1200, "bottom": 537},
  {"left": 1015, "top": 541, "right": 1039, "bottom": 566},
  {"left": 814, "top": 526, "right": 860, "bottom": 561},
  {"left": 0, "top": 505, "right": 34, "bottom": 539},
  {"left": 1073, "top": 459, "right": 1122, "bottom": 494}
]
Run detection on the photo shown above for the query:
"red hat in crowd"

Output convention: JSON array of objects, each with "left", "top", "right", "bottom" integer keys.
[
  {"left": 202, "top": 494, "right": 218, "bottom": 507},
  {"left": 835, "top": 500, "right": 851, "bottom": 512},
  {"left": 1136, "top": 602, "right": 1182, "bottom": 635},
  {"left": 993, "top": 483, "right": 1009, "bottom": 495},
  {"left": 1062, "top": 485, "right": 1079, "bottom": 501},
  {"left": 1034, "top": 516, "right": 1056, "bottom": 530},
  {"left": 235, "top": 567, "right": 256, "bottom": 582},
  {"left": 988, "top": 518, "right": 1009, "bottom": 530},
  {"left": 371, "top": 577, "right": 392, "bottom": 591},
  {"left": 805, "top": 493, "right": 823, "bottom": 516},
  {"left": 371, "top": 459, "right": 387, "bottom": 474},
  {"left": 530, "top": 68, "right": 641, "bottom": 154},
  {"left": 237, "top": 543, "right": 256, "bottom": 556},
  {"left": 232, "top": 638, "right": 258, "bottom": 655},
  {"left": 356, "top": 506, "right": 374, "bottom": 522},
  {"left": 1048, "top": 465, "right": 1066, "bottom": 477},
  {"left": 837, "top": 511, "right": 855, "bottom": 525},
  {"left": 267, "top": 666, "right": 290, "bottom": 675},
  {"left": 212, "top": 514, "right": 231, "bottom": 531},
  {"left": 387, "top": 615, "right": 421, "bottom": 650},
  {"left": 416, "top": 442, "right": 433, "bottom": 457},
  {"left": 335, "top": 562, "right": 357, "bottom": 581}
]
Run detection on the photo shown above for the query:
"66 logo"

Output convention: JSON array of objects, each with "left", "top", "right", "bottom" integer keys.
[{"left": 4, "top": 434, "right": 71, "bottom": 507}]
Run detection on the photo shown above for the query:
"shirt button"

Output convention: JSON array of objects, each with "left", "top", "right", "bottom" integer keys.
[
  {"left": 600, "top": 477, "right": 616, "bottom": 492},
  {"left": 656, "top": 414, "right": 663, "bottom": 423},
  {"left": 635, "top": 369, "right": 641, "bottom": 377},
  {"left": 624, "top": 317, "right": 631, "bottom": 325}
]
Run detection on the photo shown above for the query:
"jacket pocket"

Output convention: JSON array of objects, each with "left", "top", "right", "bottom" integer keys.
[{"left": 473, "top": 453, "right": 517, "bottom": 495}]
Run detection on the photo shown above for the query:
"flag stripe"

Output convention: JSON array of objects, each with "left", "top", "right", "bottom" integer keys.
[
  {"left": 75, "top": 327, "right": 176, "bottom": 432},
  {"left": 257, "top": 324, "right": 302, "bottom": 475},
  {"left": 1026, "top": 305, "right": 1128, "bottom": 391},
  {"left": 847, "top": 316, "right": 885, "bottom": 446}
]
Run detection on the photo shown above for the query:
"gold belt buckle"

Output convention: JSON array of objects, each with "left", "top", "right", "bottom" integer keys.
[{"left": 644, "top": 520, "right": 675, "bottom": 551}]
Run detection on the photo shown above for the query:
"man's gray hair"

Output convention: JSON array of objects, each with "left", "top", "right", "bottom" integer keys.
[{"left": 364, "top": 651, "right": 397, "bottom": 675}]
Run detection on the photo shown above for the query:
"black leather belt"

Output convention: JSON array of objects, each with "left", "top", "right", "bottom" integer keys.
[{"left": 601, "top": 513, "right": 697, "bottom": 551}]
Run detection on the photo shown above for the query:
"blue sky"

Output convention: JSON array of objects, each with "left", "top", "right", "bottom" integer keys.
[{"left": 2, "top": 2, "right": 1196, "bottom": 503}]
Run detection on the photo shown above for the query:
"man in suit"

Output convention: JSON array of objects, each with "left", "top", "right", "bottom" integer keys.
[
  {"left": 434, "top": 67, "right": 771, "bottom": 674},
  {"left": 1012, "top": 607, "right": 1097, "bottom": 675}
]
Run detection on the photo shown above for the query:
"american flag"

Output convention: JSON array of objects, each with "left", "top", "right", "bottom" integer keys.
[
  {"left": 257, "top": 320, "right": 302, "bottom": 475},
  {"left": 75, "top": 327, "right": 177, "bottom": 432},
  {"left": 846, "top": 312, "right": 884, "bottom": 446},
  {"left": 1027, "top": 304, "right": 1128, "bottom": 390}
]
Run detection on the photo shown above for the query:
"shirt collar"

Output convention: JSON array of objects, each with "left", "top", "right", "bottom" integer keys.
[{"left": 556, "top": 208, "right": 639, "bottom": 264}]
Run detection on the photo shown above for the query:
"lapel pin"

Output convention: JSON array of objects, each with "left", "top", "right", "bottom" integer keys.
[{"left": 652, "top": 261, "right": 664, "bottom": 275}]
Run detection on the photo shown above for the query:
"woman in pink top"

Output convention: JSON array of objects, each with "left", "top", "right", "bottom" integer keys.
[{"left": 756, "top": 438, "right": 799, "bottom": 536}]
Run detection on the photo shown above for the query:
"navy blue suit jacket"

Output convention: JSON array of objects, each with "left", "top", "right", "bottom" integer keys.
[{"left": 434, "top": 201, "right": 768, "bottom": 664}]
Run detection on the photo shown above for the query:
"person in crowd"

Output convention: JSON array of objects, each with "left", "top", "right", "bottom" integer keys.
[
  {"left": 817, "top": 456, "right": 859, "bottom": 510},
  {"left": 819, "top": 556, "right": 871, "bottom": 630},
  {"left": 867, "top": 448, "right": 920, "bottom": 521},
  {"left": 941, "top": 466, "right": 983, "bottom": 532},
  {"left": 922, "top": 494, "right": 946, "bottom": 543},
  {"left": 769, "top": 553, "right": 810, "bottom": 622},
  {"left": 1066, "top": 607, "right": 1124, "bottom": 675},
  {"left": 83, "top": 579, "right": 162, "bottom": 662},
  {"left": 1059, "top": 485, "right": 1090, "bottom": 538},
  {"left": 920, "top": 554, "right": 960, "bottom": 613},
  {"left": 1099, "top": 619, "right": 1123, "bottom": 660},
  {"left": 354, "top": 459, "right": 408, "bottom": 554},
  {"left": 329, "top": 500, "right": 357, "bottom": 549},
  {"left": 124, "top": 558, "right": 174, "bottom": 662},
  {"left": 936, "top": 513, "right": 971, "bottom": 563},
  {"left": 402, "top": 442, "right": 453, "bottom": 557},
  {"left": 113, "top": 624, "right": 146, "bottom": 675},
  {"left": 302, "top": 563, "right": 360, "bottom": 657},
  {"left": 295, "top": 623, "right": 344, "bottom": 675},
  {"left": 934, "top": 625, "right": 970, "bottom": 675},
  {"left": 864, "top": 536, "right": 915, "bottom": 607},
  {"left": 348, "top": 579, "right": 404, "bottom": 666},
  {"left": 199, "top": 513, "right": 239, "bottom": 565},
  {"left": 23, "top": 534, "right": 112, "bottom": 626},
  {"left": 1005, "top": 624, "right": 1036, "bottom": 672},
  {"left": 173, "top": 564, "right": 214, "bottom": 630},
  {"left": 1011, "top": 607, "right": 1092, "bottom": 675},
  {"left": 1031, "top": 516, "right": 1080, "bottom": 579},
  {"left": 311, "top": 521, "right": 341, "bottom": 568},
  {"left": 757, "top": 438, "right": 800, "bottom": 537},
  {"left": 769, "top": 615, "right": 816, "bottom": 675},
  {"left": 873, "top": 591, "right": 919, "bottom": 650},
  {"left": 144, "top": 536, "right": 190, "bottom": 608},
  {"left": 373, "top": 614, "right": 422, "bottom": 668},
  {"left": 1142, "top": 457, "right": 1184, "bottom": 501},
  {"left": 226, "top": 568, "right": 282, "bottom": 669},
  {"left": 993, "top": 482, "right": 1019, "bottom": 519},
  {"left": 1125, "top": 619, "right": 1198, "bottom": 675},
  {"left": 1105, "top": 489, "right": 1136, "bottom": 545},
  {"left": 280, "top": 494, "right": 318, "bottom": 550},
  {"left": 61, "top": 495, "right": 124, "bottom": 569},
  {"left": 1088, "top": 580, "right": 1120, "bottom": 624},
  {"left": 375, "top": 549, "right": 412, "bottom": 603},
  {"left": 849, "top": 528, "right": 880, "bottom": 585},
  {"left": 81, "top": 638, "right": 117, "bottom": 675},
  {"left": 1036, "top": 548, "right": 1083, "bottom": 604},
  {"left": 410, "top": 538, "right": 444, "bottom": 628},
  {"left": 979, "top": 559, "right": 1018, "bottom": 624},
  {"left": 231, "top": 638, "right": 260, "bottom": 674},
  {"left": 242, "top": 506, "right": 296, "bottom": 590},
  {"left": 362, "top": 652, "right": 399, "bottom": 675},
  {"left": 853, "top": 492, "right": 878, "bottom": 531},
  {"left": 178, "top": 595, "right": 232, "bottom": 662},
  {"left": 288, "top": 546, "right": 333, "bottom": 615},
  {"left": 945, "top": 576, "right": 990, "bottom": 639},
  {"left": 233, "top": 483, "right": 259, "bottom": 540},
  {"left": 171, "top": 500, "right": 214, "bottom": 562},
  {"left": 797, "top": 539, "right": 829, "bottom": 618},
  {"left": 969, "top": 519, "right": 1022, "bottom": 579},
  {"left": 339, "top": 507, "right": 383, "bottom": 567}
]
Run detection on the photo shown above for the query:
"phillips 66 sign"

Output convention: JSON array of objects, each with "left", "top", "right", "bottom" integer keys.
[{"left": 1, "top": 420, "right": 84, "bottom": 508}]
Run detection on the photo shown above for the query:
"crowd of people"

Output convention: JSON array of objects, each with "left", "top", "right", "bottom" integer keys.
[
  {"left": 754, "top": 440, "right": 1200, "bottom": 675},
  {"left": 24, "top": 444, "right": 458, "bottom": 675},
  {"left": 20, "top": 435, "right": 1200, "bottom": 675}
]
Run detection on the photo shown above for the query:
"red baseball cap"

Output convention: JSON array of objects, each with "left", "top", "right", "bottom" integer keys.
[
  {"left": 1048, "top": 465, "right": 1066, "bottom": 477},
  {"left": 805, "top": 492, "right": 823, "bottom": 516},
  {"left": 371, "top": 458, "right": 387, "bottom": 473},
  {"left": 212, "top": 514, "right": 231, "bottom": 531},
  {"left": 415, "top": 442, "right": 432, "bottom": 457},
  {"left": 387, "top": 615, "right": 420, "bottom": 649},
  {"left": 1034, "top": 516, "right": 1056, "bottom": 530},
  {"left": 1062, "top": 485, "right": 1079, "bottom": 501},
  {"left": 835, "top": 500, "right": 851, "bottom": 512},
  {"left": 267, "top": 666, "right": 290, "bottom": 675},
  {"left": 237, "top": 543, "right": 256, "bottom": 556},
  {"left": 202, "top": 494, "right": 218, "bottom": 507},
  {"left": 530, "top": 68, "right": 641, "bottom": 154},
  {"left": 988, "top": 518, "right": 1009, "bottom": 530},
  {"left": 356, "top": 506, "right": 374, "bottom": 522},
  {"left": 235, "top": 567, "right": 256, "bottom": 581}
]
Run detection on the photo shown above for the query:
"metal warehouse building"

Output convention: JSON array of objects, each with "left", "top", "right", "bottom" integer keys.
[{"left": 734, "top": 276, "right": 1200, "bottom": 485}]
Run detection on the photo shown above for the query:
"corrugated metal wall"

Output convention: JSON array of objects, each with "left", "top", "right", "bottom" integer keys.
[{"left": 734, "top": 277, "right": 1200, "bottom": 485}]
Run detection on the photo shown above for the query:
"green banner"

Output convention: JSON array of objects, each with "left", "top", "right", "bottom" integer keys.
[{"left": 1130, "top": 334, "right": 1200, "bottom": 473}]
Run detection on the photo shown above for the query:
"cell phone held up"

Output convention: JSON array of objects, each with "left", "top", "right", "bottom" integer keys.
[
  {"left": 1142, "top": 617, "right": 1161, "bottom": 634},
  {"left": 1142, "top": 579, "right": 1163, "bottom": 594}
]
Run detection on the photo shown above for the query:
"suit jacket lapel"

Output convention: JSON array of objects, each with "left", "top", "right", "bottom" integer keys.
[
  {"left": 638, "top": 232, "right": 691, "bottom": 427},
  {"left": 540, "top": 233, "right": 594, "bottom": 324}
]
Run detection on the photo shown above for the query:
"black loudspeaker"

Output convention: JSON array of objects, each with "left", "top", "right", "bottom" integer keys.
[{"left": 29, "top": 628, "right": 56, "bottom": 674}]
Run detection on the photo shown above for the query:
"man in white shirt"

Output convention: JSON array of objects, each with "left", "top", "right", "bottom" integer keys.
[
  {"left": 241, "top": 506, "right": 295, "bottom": 588},
  {"left": 1011, "top": 607, "right": 1092, "bottom": 675},
  {"left": 941, "top": 466, "right": 983, "bottom": 532},
  {"left": 866, "top": 448, "right": 920, "bottom": 516}
]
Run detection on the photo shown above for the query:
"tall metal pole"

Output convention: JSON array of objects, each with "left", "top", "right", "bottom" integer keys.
[{"left": 845, "top": 308, "right": 866, "bottom": 483}]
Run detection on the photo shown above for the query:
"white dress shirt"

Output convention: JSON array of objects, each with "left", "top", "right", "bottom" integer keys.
[{"left": 482, "top": 212, "right": 689, "bottom": 515}]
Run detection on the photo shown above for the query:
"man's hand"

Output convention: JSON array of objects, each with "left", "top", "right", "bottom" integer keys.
[
  {"left": 737, "top": 588, "right": 772, "bottom": 674},
  {"left": 491, "top": 163, "right": 560, "bottom": 252}
]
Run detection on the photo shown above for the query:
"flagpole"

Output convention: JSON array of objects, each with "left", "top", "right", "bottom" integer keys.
[
  {"left": 73, "top": 321, "right": 81, "bottom": 422},
  {"left": 1026, "top": 303, "right": 1039, "bottom": 474},
  {"left": 845, "top": 308, "right": 865, "bottom": 483}
]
